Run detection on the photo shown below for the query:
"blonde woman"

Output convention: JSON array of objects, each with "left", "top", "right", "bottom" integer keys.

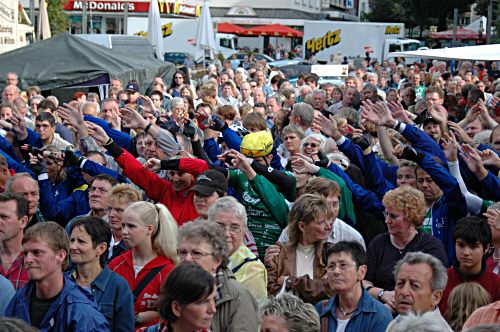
[
  {"left": 109, "top": 201, "right": 178, "bottom": 330},
  {"left": 446, "top": 283, "right": 490, "bottom": 332}
]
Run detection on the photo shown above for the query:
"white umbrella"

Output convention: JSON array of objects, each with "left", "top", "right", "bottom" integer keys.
[
  {"left": 195, "top": 0, "right": 217, "bottom": 64},
  {"left": 38, "top": 0, "right": 51, "bottom": 40},
  {"left": 147, "top": 0, "right": 163, "bottom": 59}
]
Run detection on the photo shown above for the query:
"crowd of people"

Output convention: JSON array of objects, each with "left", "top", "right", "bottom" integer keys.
[{"left": 0, "top": 53, "right": 499, "bottom": 332}]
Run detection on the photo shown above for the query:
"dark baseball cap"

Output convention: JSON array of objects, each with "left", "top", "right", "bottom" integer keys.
[
  {"left": 190, "top": 170, "right": 228, "bottom": 196},
  {"left": 125, "top": 82, "right": 139, "bottom": 93}
]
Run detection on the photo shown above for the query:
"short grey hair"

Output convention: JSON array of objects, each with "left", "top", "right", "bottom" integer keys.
[
  {"left": 178, "top": 221, "right": 228, "bottom": 267},
  {"left": 390, "top": 312, "right": 453, "bottom": 332},
  {"left": 301, "top": 133, "right": 327, "bottom": 153},
  {"left": 208, "top": 196, "right": 247, "bottom": 227},
  {"left": 169, "top": 97, "right": 185, "bottom": 110},
  {"left": 363, "top": 83, "right": 378, "bottom": 93},
  {"left": 292, "top": 102, "right": 314, "bottom": 127},
  {"left": 259, "top": 294, "right": 320, "bottom": 332},
  {"left": 312, "top": 89, "right": 326, "bottom": 99},
  {"left": 393, "top": 252, "right": 448, "bottom": 291}
]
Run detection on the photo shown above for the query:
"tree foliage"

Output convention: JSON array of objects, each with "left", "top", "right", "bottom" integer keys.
[
  {"left": 47, "top": 0, "right": 69, "bottom": 35},
  {"left": 368, "top": 0, "right": 477, "bottom": 32}
]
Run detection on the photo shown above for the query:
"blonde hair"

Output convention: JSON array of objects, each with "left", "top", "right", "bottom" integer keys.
[
  {"left": 288, "top": 194, "right": 332, "bottom": 246},
  {"left": 107, "top": 183, "right": 142, "bottom": 205},
  {"left": 382, "top": 186, "right": 426, "bottom": 228},
  {"left": 126, "top": 201, "right": 178, "bottom": 262},
  {"left": 446, "top": 283, "right": 490, "bottom": 331}
]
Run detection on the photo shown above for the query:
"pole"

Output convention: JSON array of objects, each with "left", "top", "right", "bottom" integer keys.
[
  {"left": 82, "top": 0, "right": 88, "bottom": 34},
  {"left": 486, "top": 0, "right": 492, "bottom": 44},
  {"left": 123, "top": 1, "right": 128, "bottom": 34},
  {"left": 452, "top": 8, "right": 458, "bottom": 47},
  {"left": 29, "top": 0, "right": 35, "bottom": 27}
]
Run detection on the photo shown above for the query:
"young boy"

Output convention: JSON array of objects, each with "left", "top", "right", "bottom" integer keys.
[{"left": 439, "top": 216, "right": 500, "bottom": 314}]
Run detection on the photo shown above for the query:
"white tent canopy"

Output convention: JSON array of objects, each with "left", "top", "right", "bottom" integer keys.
[{"left": 389, "top": 44, "right": 500, "bottom": 61}]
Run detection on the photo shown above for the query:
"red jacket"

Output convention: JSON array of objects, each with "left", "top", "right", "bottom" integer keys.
[
  {"left": 115, "top": 150, "right": 209, "bottom": 225},
  {"left": 439, "top": 266, "right": 500, "bottom": 314},
  {"left": 108, "top": 250, "right": 175, "bottom": 330}
]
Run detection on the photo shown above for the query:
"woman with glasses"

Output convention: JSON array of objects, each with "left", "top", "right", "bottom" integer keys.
[
  {"left": 105, "top": 184, "right": 142, "bottom": 263},
  {"left": 177, "top": 221, "right": 258, "bottom": 332},
  {"left": 363, "top": 186, "right": 447, "bottom": 314},
  {"left": 109, "top": 201, "right": 178, "bottom": 330},
  {"left": 68, "top": 216, "right": 135, "bottom": 332},
  {"left": 317, "top": 241, "right": 392, "bottom": 331},
  {"left": 301, "top": 133, "right": 328, "bottom": 165},
  {"left": 266, "top": 193, "right": 335, "bottom": 304},
  {"left": 168, "top": 71, "right": 186, "bottom": 98}
]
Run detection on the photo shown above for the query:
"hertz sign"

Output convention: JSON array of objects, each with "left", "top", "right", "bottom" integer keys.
[
  {"left": 305, "top": 29, "right": 341, "bottom": 55},
  {"left": 385, "top": 26, "right": 401, "bottom": 34}
]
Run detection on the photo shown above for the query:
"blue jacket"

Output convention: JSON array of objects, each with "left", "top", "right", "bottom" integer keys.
[
  {"left": 5, "top": 275, "right": 110, "bottom": 332},
  {"left": 316, "top": 288, "right": 392, "bottom": 332},
  {"left": 418, "top": 153, "right": 467, "bottom": 265},
  {"left": 67, "top": 266, "right": 134, "bottom": 332},
  {"left": 400, "top": 123, "right": 448, "bottom": 167}
]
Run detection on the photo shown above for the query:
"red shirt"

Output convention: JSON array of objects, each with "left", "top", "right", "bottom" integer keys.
[
  {"left": 0, "top": 252, "right": 28, "bottom": 291},
  {"left": 108, "top": 250, "right": 175, "bottom": 330},
  {"left": 439, "top": 266, "right": 500, "bottom": 314},
  {"left": 115, "top": 150, "right": 208, "bottom": 225}
]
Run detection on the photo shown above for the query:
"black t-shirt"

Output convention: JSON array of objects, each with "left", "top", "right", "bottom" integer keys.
[
  {"left": 365, "top": 231, "right": 448, "bottom": 290},
  {"left": 29, "top": 292, "right": 60, "bottom": 328}
]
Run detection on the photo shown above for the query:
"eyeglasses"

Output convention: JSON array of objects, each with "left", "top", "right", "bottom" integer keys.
[
  {"left": 383, "top": 211, "right": 400, "bottom": 220},
  {"left": 174, "top": 76, "right": 184, "bottom": 80},
  {"left": 326, "top": 262, "right": 357, "bottom": 272},
  {"left": 216, "top": 223, "right": 241, "bottom": 235},
  {"left": 177, "top": 249, "right": 215, "bottom": 259},
  {"left": 105, "top": 207, "right": 124, "bottom": 214},
  {"left": 303, "top": 142, "right": 319, "bottom": 148}
]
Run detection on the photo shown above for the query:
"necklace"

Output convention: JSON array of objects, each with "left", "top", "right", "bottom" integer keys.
[{"left": 338, "top": 304, "right": 357, "bottom": 317}]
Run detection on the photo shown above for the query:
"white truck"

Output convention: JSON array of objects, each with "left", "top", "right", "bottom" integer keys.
[
  {"left": 302, "top": 21, "right": 420, "bottom": 63},
  {"left": 126, "top": 17, "right": 237, "bottom": 61},
  {"left": 0, "top": 0, "right": 34, "bottom": 54}
]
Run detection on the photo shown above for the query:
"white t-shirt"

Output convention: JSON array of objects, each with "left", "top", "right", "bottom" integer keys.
[
  {"left": 336, "top": 318, "right": 350, "bottom": 332},
  {"left": 296, "top": 243, "right": 315, "bottom": 278},
  {"left": 278, "top": 218, "right": 366, "bottom": 249}
]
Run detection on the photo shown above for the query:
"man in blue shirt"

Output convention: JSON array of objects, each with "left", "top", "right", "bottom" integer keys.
[{"left": 5, "top": 221, "right": 109, "bottom": 331}]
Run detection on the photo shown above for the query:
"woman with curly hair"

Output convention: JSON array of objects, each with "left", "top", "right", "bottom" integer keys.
[{"left": 363, "top": 186, "right": 448, "bottom": 313}]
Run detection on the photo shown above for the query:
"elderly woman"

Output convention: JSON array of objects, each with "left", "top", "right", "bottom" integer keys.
[
  {"left": 364, "top": 186, "right": 448, "bottom": 313},
  {"left": 68, "top": 216, "right": 134, "bottom": 332},
  {"left": 169, "top": 97, "right": 187, "bottom": 124},
  {"left": 105, "top": 184, "right": 142, "bottom": 263},
  {"left": 177, "top": 221, "right": 258, "bottom": 332},
  {"left": 207, "top": 196, "right": 267, "bottom": 305},
  {"left": 143, "top": 262, "right": 216, "bottom": 332},
  {"left": 260, "top": 294, "right": 320, "bottom": 332},
  {"left": 266, "top": 193, "right": 335, "bottom": 304},
  {"left": 280, "top": 125, "right": 305, "bottom": 168},
  {"left": 300, "top": 133, "right": 328, "bottom": 165},
  {"left": 109, "top": 202, "right": 178, "bottom": 330}
]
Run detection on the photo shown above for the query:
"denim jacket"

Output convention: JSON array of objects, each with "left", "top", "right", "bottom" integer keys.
[
  {"left": 68, "top": 266, "right": 134, "bottom": 332},
  {"left": 316, "top": 288, "right": 392, "bottom": 332},
  {"left": 5, "top": 275, "right": 109, "bottom": 332}
]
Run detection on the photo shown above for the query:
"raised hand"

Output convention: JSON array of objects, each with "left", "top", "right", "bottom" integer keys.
[
  {"left": 139, "top": 95, "right": 157, "bottom": 114},
  {"left": 428, "top": 104, "right": 448, "bottom": 125},
  {"left": 461, "top": 143, "right": 488, "bottom": 180},
  {"left": 144, "top": 158, "right": 161, "bottom": 172},
  {"left": 10, "top": 111, "right": 28, "bottom": 140},
  {"left": 85, "top": 121, "right": 110, "bottom": 145},
  {"left": 440, "top": 131, "right": 459, "bottom": 162},
  {"left": 290, "top": 153, "right": 320, "bottom": 174},
  {"left": 484, "top": 208, "right": 500, "bottom": 231},
  {"left": 120, "top": 107, "right": 148, "bottom": 130},
  {"left": 479, "top": 149, "right": 500, "bottom": 169},
  {"left": 447, "top": 121, "right": 473, "bottom": 145},
  {"left": 387, "top": 100, "right": 411, "bottom": 124},
  {"left": 312, "top": 113, "right": 340, "bottom": 140}
]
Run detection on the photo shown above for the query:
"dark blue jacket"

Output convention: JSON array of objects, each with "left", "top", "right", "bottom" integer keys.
[
  {"left": 418, "top": 153, "right": 467, "bottom": 265},
  {"left": 5, "top": 275, "right": 110, "bottom": 332},
  {"left": 67, "top": 266, "right": 134, "bottom": 332}
]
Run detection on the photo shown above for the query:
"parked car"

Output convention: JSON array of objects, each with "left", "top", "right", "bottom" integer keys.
[{"left": 164, "top": 52, "right": 194, "bottom": 65}]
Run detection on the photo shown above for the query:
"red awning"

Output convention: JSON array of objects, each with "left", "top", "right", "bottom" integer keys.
[
  {"left": 431, "top": 27, "right": 485, "bottom": 40},
  {"left": 244, "top": 24, "right": 303, "bottom": 38},
  {"left": 217, "top": 22, "right": 248, "bottom": 35}
]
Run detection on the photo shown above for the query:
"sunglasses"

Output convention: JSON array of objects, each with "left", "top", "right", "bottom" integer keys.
[{"left": 303, "top": 142, "right": 319, "bottom": 148}]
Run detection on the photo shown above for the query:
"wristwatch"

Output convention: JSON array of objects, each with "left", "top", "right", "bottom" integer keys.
[
  {"left": 135, "top": 314, "right": 141, "bottom": 324},
  {"left": 378, "top": 289, "right": 385, "bottom": 302}
]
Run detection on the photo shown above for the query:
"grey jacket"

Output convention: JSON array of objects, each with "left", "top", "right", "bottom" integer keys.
[{"left": 213, "top": 268, "right": 259, "bottom": 332}]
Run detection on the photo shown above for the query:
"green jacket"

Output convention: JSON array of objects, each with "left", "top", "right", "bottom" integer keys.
[{"left": 317, "top": 167, "right": 356, "bottom": 224}]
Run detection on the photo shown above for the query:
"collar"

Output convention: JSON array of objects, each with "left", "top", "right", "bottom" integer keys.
[
  {"left": 453, "top": 259, "right": 487, "bottom": 281},
  {"left": 319, "top": 288, "right": 377, "bottom": 317},
  {"left": 91, "top": 265, "right": 111, "bottom": 291}
]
